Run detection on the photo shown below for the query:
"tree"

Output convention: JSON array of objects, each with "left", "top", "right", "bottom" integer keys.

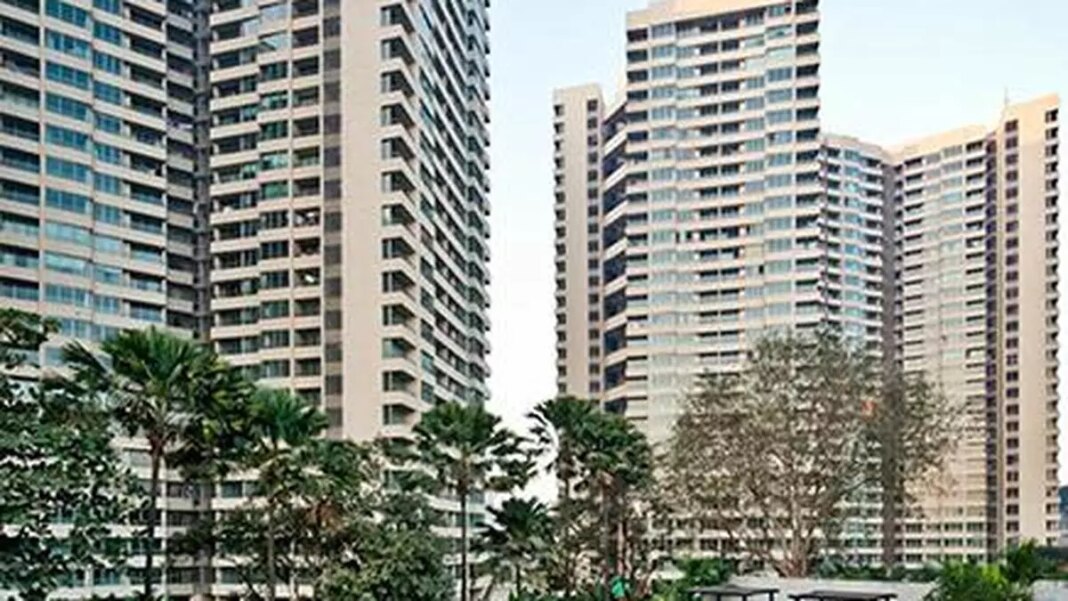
[
  {"left": 414, "top": 402, "right": 532, "bottom": 601},
  {"left": 320, "top": 471, "right": 453, "bottom": 601},
  {"left": 663, "top": 329, "right": 876, "bottom": 577},
  {"left": 867, "top": 367, "right": 957, "bottom": 569},
  {"left": 579, "top": 411, "right": 656, "bottom": 598},
  {"left": 0, "top": 310, "right": 135, "bottom": 600},
  {"left": 529, "top": 397, "right": 598, "bottom": 598},
  {"left": 925, "top": 562, "right": 1029, "bottom": 601},
  {"left": 61, "top": 328, "right": 229, "bottom": 599},
  {"left": 245, "top": 389, "right": 328, "bottom": 601},
  {"left": 476, "top": 497, "right": 553, "bottom": 599}
]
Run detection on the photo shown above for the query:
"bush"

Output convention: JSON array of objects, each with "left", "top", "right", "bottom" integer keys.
[{"left": 924, "top": 562, "right": 1029, "bottom": 601}]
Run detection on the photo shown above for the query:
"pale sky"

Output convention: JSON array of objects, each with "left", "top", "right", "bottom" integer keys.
[{"left": 485, "top": 0, "right": 1068, "bottom": 489}]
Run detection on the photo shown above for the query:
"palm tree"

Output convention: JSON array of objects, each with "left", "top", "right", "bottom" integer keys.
[
  {"left": 245, "top": 388, "right": 328, "bottom": 601},
  {"left": 528, "top": 396, "right": 597, "bottom": 597},
  {"left": 414, "top": 402, "right": 530, "bottom": 601},
  {"left": 62, "top": 328, "right": 223, "bottom": 600},
  {"left": 476, "top": 497, "right": 552, "bottom": 600}
]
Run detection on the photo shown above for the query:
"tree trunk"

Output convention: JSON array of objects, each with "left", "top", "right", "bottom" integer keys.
[
  {"left": 460, "top": 485, "right": 469, "bottom": 601},
  {"left": 601, "top": 477, "right": 612, "bottom": 601},
  {"left": 881, "top": 453, "right": 899, "bottom": 570},
  {"left": 265, "top": 508, "right": 277, "bottom": 601},
  {"left": 144, "top": 444, "right": 162, "bottom": 601},
  {"left": 560, "top": 471, "right": 574, "bottom": 600},
  {"left": 515, "top": 563, "right": 522, "bottom": 598}
]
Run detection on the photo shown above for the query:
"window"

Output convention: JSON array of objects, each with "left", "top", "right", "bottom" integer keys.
[
  {"left": 44, "top": 251, "right": 88, "bottom": 275},
  {"left": 95, "top": 113, "right": 121, "bottom": 134},
  {"left": 46, "top": 93, "right": 91, "bottom": 122},
  {"left": 45, "top": 125, "right": 90, "bottom": 152},
  {"left": 45, "top": 220, "right": 91, "bottom": 245},
  {"left": 94, "top": 81, "right": 122, "bottom": 105},
  {"left": 45, "top": 62, "right": 91, "bottom": 90},
  {"left": 93, "top": 22, "right": 122, "bottom": 45},
  {"left": 45, "top": 283, "right": 92, "bottom": 308},
  {"left": 93, "top": 0, "right": 120, "bottom": 13},
  {"left": 95, "top": 143, "right": 121, "bottom": 164},
  {"left": 45, "top": 0, "right": 90, "bottom": 28},
  {"left": 93, "top": 51, "right": 122, "bottom": 74},
  {"left": 46, "top": 157, "right": 90, "bottom": 183},
  {"left": 45, "top": 30, "right": 91, "bottom": 59},
  {"left": 45, "top": 189, "right": 91, "bottom": 214},
  {"left": 94, "top": 173, "right": 121, "bottom": 196},
  {"left": 767, "top": 67, "right": 793, "bottom": 82}
]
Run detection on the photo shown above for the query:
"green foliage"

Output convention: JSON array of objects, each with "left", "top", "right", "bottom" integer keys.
[
  {"left": 527, "top": 397, "right": 657, "bottom": 599},
  {"left": 477, "top": 497, "right": 554, "bottom": 599},
  {"left": 414, "top": 401, "right": 532, "bottom": 601},
  {"left": 1002, "top": 540, "right": 1057, "bottom": 585},
  {"left": 663, "top": 328, "right": 879, "bottom": 577},
  {"left": 652, "top": 558, "right": 733, "bottom": 601},
  {"left": 925, "top": 562, "right": 1029, "bottom": 601},
  {"left": 0, "top": 309, "right": 135, "bottom": 601},
  {"left": 62, "top": 327, "right": 241, "bottom": 600}
]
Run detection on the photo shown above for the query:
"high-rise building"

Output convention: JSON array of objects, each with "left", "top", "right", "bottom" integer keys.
[
  {"left": 0, "top": 0, "right": 208, "bottom": 594},
  {"left": 554, "top": 0, "right": 1059, "bottom": 565},
  {"left": 208, "top": 0, "right": 491, "bottom": 442},
  {"left": 889, "top": 95, "right": 1061, "bottom": 559},
  {"left": 0, "top": 0, "right": 491, "bottom": 595},
  {"left": 208, "top": 1, "right": 492, "bottom": 589}
]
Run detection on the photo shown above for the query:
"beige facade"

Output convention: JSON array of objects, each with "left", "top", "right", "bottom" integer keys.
[
  {"left": 0, "top": 0, "right": 491, "bottom": 595},
  {"left": 0, "top": 0, "right": 207, "bottom": 594},
  {"left": 554, "top": 0, "right": 1059, "bottom": 566},
  {"left": 889, "top": 96, "right": 1061, "bottom": 560},
  {"left": 207, "top": 0, "right": 492, "bottom": 588}
]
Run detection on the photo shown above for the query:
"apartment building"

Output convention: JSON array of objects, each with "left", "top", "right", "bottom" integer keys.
[
  {"left": 554, "top": 0, "right": 1059, "bottom": 566},
  {"left": 208, "top": 0, "right": 492, "bottom": 588},
  {"left": 0, "top": 0, "right": 208, "bottom": 594},
  {"left": 0, "top": 0, "right": 491, "bottom": 595},
  {"left": 890, "top": 96, "right": 1061, "bottom": 560}
]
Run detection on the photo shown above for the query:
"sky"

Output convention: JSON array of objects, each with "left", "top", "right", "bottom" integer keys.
[{"left": 484, "top": 0, "right": 1068, "bottom": 490}]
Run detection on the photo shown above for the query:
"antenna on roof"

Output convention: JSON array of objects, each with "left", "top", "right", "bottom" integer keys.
[{"left": 1003, "top": 87, "right": 1011, "bottom": 112}]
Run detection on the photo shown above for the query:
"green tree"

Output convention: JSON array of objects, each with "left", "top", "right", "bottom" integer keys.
[
  {"left": 1002, "top": 540, "right": 1056, "bottom": 586},
  {"left": 925, "top": 562, "right": 1029, "bottom": 601},
  {"left": 245, "top": 389, "right": 328, "bottom": 601},
  {"left": 476, "top": 497, "right": 553, "bottom": 599},
  {"left": 867, "top": 367, "right": 956, "bottom": 568},
  {"left": 414, "top": 402, "right": 531, "bottom": 601},
  {"left": 62, "top": 328, "right": 228, "bottom": 599},
  {"left": 529, "top": 397, "right": 598, "bottom": 598},
  {"left": 663, "top": 329, "right": 876, "bottom": 577},
  {"left": 580, "top": 411, "right": 655, "bottom": 598},
  {"left": 320, "top": 471, "right": 453, "bottom": 601},
  {"left": 0, "top": 310, "right": 135, "bottom": 600}
]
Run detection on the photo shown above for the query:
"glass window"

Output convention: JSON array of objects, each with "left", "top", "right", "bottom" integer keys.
[
  {"left": 45, "top": 30, "right": 91, "bottom": 59},
  {"left": 44, "top": 251, "right": 89, "bottom": 275},
  {"left": 94, "top": 264, "right": 122, "bottom": 285},
  {"left": 95, "top": 143, "right": 121, "bottom": 164},
  {"left": 93, "top": 0, "right": 120, "bottom": 14},
  {"left": 45, "top": 220, "right": 91, "bottom": 245},
  {"left": 93, "top": 81, "right": 122, "bottom": 105},
  {"left": 94, "top": 234, "right": 123, "bottom": 254},
  {"left": 45, "top": 62, "right": 91, "bottom": 90},
  {"left": 45, "top": 0, "right": 90, "bottom": 28},
  {"left": 93, "top": 51, "right": 122, "bottom": 74},
  {"left": 46, "top": 93, "right": 91, "bottom": 122},
  {"left": 95, "top": 113, "right": 121, "bottom": 134},
  {"left": 93, "top": 22, "right": 122, "bottom": 45},
  {"left": 45, "top": 126, "right": 90, "bottom": 152},
  {"left": 45, "top": 157, "right": 91, "bottom": 183},
  {"left": 45, "top": 189, "right": 91, "bottom": 214},
  {"left": 45, "top": 283, "right": 92, "bottom": 307}
]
